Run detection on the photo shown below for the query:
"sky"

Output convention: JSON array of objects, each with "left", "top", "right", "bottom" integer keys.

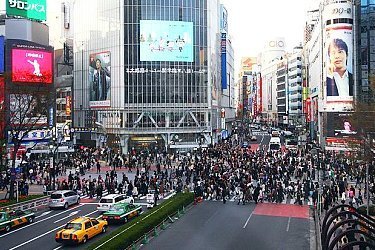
[{"left": 220, "top": 0, "right": 315, "bottom": 72}]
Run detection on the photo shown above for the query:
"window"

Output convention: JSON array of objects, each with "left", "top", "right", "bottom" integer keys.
[
  {"left": 115, "top": 196, "right": 124, "bottom": 203},
  {"left": 84, "top": 221, "right": 92, "bottom": 229},
  {"left": 91, "top": 219, "right": 99, "bottom": 226}
]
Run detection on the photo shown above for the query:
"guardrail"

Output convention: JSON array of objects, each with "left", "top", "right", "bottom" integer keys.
[{"left": 1, "top": 196, "right": 49, "bottom": 211}]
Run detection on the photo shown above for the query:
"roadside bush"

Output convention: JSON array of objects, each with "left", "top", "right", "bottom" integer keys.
[
  {"left": 88, "top": 192, "right": 194, "bottom": 250},
  {"left": 0, "top": 194, "right": 46, "bottom": 207},
  {"left": 357, "top": 205, "right": 375, "bottom": 217}
]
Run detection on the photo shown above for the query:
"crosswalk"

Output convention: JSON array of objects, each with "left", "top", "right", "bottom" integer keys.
[
  {"left": 252, "top": 131, "right": 269, "bottom": 136},
  {"left": 208, "top": 195, "right": 314, "bottom": 206}
]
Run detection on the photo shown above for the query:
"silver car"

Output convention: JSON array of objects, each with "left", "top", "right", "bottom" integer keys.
[{"left": 48, "top": 190, "right": 80, "bottom": 209}]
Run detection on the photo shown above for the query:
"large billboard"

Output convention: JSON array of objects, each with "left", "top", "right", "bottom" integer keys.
[
  {"left": 9, "top": 94, "right": 48, "bottom": 126},
  {"left": 6, "top": 0, "right": 47, "bottom": 21},
  {"left": 326, "top": 112, "right": 357, "bottom": 137},
  {"left": 11, "top": 48, "right": 53, "bottom": 84},
  {"left": 139, "top": 20, "right": 194, "bottom": 62},
  {"left": 89, "top": 51, "right": 111, "bottom": 108},
  {"left": 0, "top": 36, "right": 4, "bottom": 73},
  {"left": 323, "top": 2, "right": 354, "bottom": 111}
]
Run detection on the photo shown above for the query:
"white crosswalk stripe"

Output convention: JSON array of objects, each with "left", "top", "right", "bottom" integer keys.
[
  {"left": 252, "top": 131, "right": 269, "bottom": 136},
  {"left": 221, "top": 195, "right": 311, "bottom": 206}
]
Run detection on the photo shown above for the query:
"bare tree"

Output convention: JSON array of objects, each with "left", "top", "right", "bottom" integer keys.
[
  {"left": 7, "top": 84, "right": 54, "bottom": 200},
  {"left": 348, "top": 102, "right": 375, "bottom": 161}
]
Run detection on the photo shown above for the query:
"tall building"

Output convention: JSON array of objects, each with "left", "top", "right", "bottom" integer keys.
[
  {"left": 260, "top": 38, "right": 286, "bottom": 126},
  {"left": 287, "top": 46, "right": 304, "bottom": 128},
  {"left": 305, "top": 0, "right": 359, "bottom": 150},
  {"left": 359, "top": 0, "right": 375, "bottom": 103},
  {"left": 71, "top": 0, "right": 224, "bottom": 153}
]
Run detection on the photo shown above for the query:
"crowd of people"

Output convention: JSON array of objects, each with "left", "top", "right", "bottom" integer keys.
[{"left": 0, "top": 130, "right": 374, "bottom": 213}]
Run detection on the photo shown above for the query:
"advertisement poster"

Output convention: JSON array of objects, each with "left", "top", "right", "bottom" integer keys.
[
  {"left": 0, "top": 36, "right": 4, "bottom": 73},
  {"left": 221, "top": 33, "right": 227, "bottom": 89},
  {"left": 12, "top": 48, "right": 53, "bottom": 84},
  {"left": 326, "top": 112, "right": 357, "bottom": 137},
  {"left": 140, "top": 20, "right": 194, "bottom": 62},
  {"left": 324, "top": 2, "right": 354, "bottom": 111},
  {"left": 89, "top": 51, "right": 111, "bottom": 108},
  {"left": 0, "top": 77, "right": 5, "bottom": 139}
]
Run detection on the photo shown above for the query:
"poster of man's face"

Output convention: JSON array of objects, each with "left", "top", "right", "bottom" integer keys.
[{"left": 89, "top": 52, "right": 111, "bottom": 102}]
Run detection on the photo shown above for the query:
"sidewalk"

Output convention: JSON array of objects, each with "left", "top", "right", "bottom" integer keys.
[{"left": 0, "top": 184, "right": 44, "bottom": 200}]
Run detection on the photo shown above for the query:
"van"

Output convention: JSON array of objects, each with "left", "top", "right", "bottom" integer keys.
[
  {"left": 97, "top": 194, "right": 134, "bottom": 212},
  {"left": 269, "top": 137, "right": 281, "bottom": 151}
]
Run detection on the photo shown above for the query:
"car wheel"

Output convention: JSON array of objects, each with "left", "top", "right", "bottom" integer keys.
[
  {"left": 28, "top": 217, "right": 34, "bottom": 223},
  {"left": 64, "top": 203, "right": 68, "bottom": 209},
  {"left": 5, "top": 224, "right": 11, "bottom": 232},
  {"left": 102, "top": 226, "right": 107, "bottom": 233},
  {"left": 82, "top": 235, "right": 88, "bottom": 244}
]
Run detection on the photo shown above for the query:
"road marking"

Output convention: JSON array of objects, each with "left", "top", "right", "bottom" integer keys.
[
  {"left": 243, "top": 212, "right": 253, "bottom": 229},
  {"left": 52, "top": 246, "right": 62, "bottom": 250},
  {"left": 163, "top": 191, "right": 176, "bottom": 200},
  {"left": 54, "top": 210, "right": 80, "bottom": 223},
  {"left": 261, "top": 135, "right": 265, "bottom": 144},
  {"left": 8, "top": 210, "right": 98, "bottom": 250},
  {"left": 133, "top": 202, "right": 149, "bottom": 206},
  {"left": 36, "top": 211, "right": 52, "bottom": 219},
  {"left": 0, "top": 204, "right": 84, "bottom": 238},
  {"left": 286, "top": 217, "right": 291, "bottom": 232}
]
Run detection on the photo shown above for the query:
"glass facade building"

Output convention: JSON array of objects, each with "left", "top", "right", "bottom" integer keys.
[
  {"left": 73, "top": 0, "right": 221, "bottom": 152},
  {"left": 359, "top": 0, "right": 375, "bottom": 103}
]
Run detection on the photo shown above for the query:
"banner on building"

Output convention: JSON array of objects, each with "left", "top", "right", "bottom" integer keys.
[
  {"left": 89, "top": 51, "right": 111, "bottom": 108},
  {"left": 6, "top": 0, "right": 47, "bottom": 21},
  {"left": 221, "top": 33, "right": 227, "bottom": 89},
  {"left": 323, "top": 1, "right": 354, "bottom": 112}
]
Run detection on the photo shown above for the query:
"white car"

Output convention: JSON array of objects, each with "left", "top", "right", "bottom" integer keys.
[{"left": 97, "top": 194, "right": 134, "bottom": 212}]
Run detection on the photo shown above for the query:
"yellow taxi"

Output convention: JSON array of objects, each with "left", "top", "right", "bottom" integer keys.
[{"left": 55, "top": 217, "right": 108, "bottom": 244}]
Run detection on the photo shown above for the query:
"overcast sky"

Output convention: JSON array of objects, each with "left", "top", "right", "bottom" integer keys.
[{"left": 220, "top": 0, "right": 315, "bottom": 73}]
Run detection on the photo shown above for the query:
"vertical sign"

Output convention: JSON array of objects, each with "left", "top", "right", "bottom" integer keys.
[
  {"left": 65, "top": 96, "right": 71, "bottom": 116},
  {"left": 0, "top": 36, "right": 4, "bottom": 73},
  {"left": 221, "top": 33, "right": 227, "bottom": 89}
]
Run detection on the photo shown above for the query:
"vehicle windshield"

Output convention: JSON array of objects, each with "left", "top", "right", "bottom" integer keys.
[
  {"left": 51, "top": 194, "right": 62, "bottom": 199},
  {"left": 64, "top": 223, "right": 82, "bottom": 230},
  {"left": 270, "top": 144, "right": 280, "bottom": 150},
  {"left": 100, "top": 198, "right": 113, "bottom": 203},
  {"left": 287, "top": 140, "right": 298, "bottom": 146},
  {"left": 108, "top": 206, "right": 125, "bottom": 213}
]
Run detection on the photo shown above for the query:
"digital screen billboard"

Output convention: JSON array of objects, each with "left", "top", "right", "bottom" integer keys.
[
  {"left": 326, "top": 113, "right": 357, "bottom": 137},
  {"left": 140, "top": 20, "right": 194, "bottom": 62},
  {"left": 89, "top": 51, "right": 111, "bottom": 108},
  {"left": 6, "top": 0, "right": 47, "bottom": 21},
  {"left": 12, "top": 48, "right": 53, "bottom": 84},
  {"left": 0, "top": 36, "right": 4, "bottom": 73}
]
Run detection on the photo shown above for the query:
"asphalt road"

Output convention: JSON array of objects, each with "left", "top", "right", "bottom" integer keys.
[
  {"left": 143, "top": 201, "right": 311, "bottom": 250},
  {"left": 0, "top": 194, "right": 158, "bottom": 250}
]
